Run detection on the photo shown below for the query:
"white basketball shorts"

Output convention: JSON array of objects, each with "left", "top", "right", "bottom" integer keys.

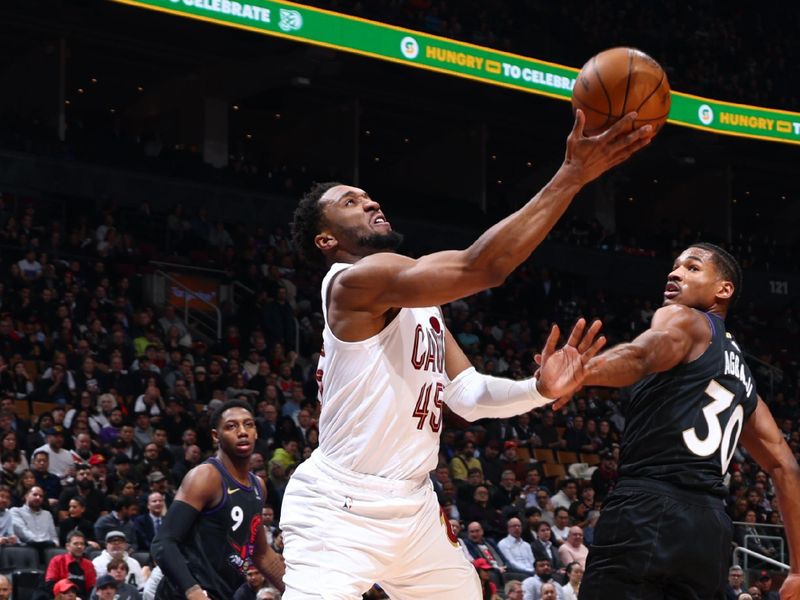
[{"left": 280, "top": 452, "right": 481, "bottom": 599}]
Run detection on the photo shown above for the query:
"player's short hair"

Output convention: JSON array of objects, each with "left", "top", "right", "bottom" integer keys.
[
  {"left": 292, "top": 181, "right": 342, "bottom": 265},
  {"left": 691, "top": 242, "right": 743, "bottom": 307},
  {"left": 211, "top": 399, "right": 255, "bottom": 430}
]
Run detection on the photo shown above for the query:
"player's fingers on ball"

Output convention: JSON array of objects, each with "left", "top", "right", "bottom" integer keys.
[
  {"left": 570, "top": 109, "right": 586, "bottom": 137},
  {"left": 603, "top": 112, "right": 638, "bottom": 141}
]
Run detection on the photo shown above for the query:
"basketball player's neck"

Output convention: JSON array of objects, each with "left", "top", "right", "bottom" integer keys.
[{"left": 218, "top": 450, "right": 251, "bottom": 484}]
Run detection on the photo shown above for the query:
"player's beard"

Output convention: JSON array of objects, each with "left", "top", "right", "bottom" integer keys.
[{"left": 357, "top": 231, "right": 404, "bottom": 251}]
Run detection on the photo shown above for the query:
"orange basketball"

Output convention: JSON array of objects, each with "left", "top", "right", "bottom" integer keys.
[{"left": 571, "top": 47, "right": 671, "bottom": 136}]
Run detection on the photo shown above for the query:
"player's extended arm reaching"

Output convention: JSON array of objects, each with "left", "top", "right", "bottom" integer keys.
[
  {"left": 322, "top": 112, "right": 652, "bottom": 342},
  {"left": 443, "top": 318, "right": 606, "bottom": 421}
]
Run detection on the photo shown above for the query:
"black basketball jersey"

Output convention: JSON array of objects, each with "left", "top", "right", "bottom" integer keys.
[
  {"left": 161, "top": 457, "right": 265, "bottom": 599},
  {"left": 618, "top": 312, "right": 758, "bottom": 497}
]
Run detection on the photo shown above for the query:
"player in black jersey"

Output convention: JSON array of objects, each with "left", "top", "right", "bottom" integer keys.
[
  {"left": 151, "top": 399, "right": 284, "bottom": 599},
  {"left": 546, "top": 243, "right": 799, "bottom": 600}
]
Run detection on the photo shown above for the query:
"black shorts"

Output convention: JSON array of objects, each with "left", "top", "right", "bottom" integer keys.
[{"left": 579, "top": 479, "right": 732, "bottom": 600}]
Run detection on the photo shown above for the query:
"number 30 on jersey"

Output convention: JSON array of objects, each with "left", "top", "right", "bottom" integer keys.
[{"left": 682, "top": 379, "right": 744, "bottom": 474}]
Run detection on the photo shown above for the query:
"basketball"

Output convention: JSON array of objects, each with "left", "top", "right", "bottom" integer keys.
[{"left": 572, "top": 47, "right": 671, "bottom": 136}]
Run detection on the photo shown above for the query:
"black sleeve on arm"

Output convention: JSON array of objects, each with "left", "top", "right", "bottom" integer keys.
[{"left": 151, "top": 499, "right": 201, "bottom": 596}]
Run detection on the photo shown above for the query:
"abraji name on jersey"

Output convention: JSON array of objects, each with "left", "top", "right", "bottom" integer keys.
[{"left": 724, "top": 350, "right": 753, "bottom": 397}]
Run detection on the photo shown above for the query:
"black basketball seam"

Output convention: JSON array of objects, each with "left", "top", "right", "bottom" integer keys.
[
  {"left": 634, "top": 70, "right": 668, "bottom": 113},
  {"left": 591, "top": 55, "right": 614, "bottom": 129},
  {"left": 571, "top": 90, "right": 611, "bottom": 116},
  {"left": 621, "top": 49, "right": 634, "bottom": 118}
]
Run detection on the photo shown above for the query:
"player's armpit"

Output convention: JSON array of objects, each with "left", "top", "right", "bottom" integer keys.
[{"left": 740, "top": 397, "right": 800, "bottom": 574}]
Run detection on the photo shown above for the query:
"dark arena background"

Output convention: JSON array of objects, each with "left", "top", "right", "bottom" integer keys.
[{"left": 0, "top": 1, "right": 798, "bottom": 598}]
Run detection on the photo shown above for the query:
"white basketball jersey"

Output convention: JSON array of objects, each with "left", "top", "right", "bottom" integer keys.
[{"left": 316, "top": 262, "right": 448, "bottom": 481}]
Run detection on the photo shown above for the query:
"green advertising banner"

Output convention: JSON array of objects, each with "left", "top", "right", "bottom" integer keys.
[{"left": 114, "top": 0, "right": 800, "bottom": 146}]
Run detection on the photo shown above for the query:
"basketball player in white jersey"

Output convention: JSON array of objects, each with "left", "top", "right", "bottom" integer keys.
[{"left": 281, "top": 111, "right": 653, "bottom": 599}]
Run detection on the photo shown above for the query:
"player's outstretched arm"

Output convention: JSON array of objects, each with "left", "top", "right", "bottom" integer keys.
[
  {"left": 580, "top": 304, "right": 707, "bottom": 389},
  {"left": 334, "top": 112, "right": 653, "bottom": 314},
  {"left": 739, "top": 398, "right": 800, "bottom": 599},
  {"left": 151, "top": 464, "right": 219, "bottom": 600},
  {"left": 444, "top": 318, "right": 605, "bottom": 421}
]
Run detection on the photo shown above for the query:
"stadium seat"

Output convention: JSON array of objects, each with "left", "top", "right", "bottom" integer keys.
[
  {"left": 556, "top": 451, "right": 579, "bottom": 465},
  {"left": 543, "top": 463, "right": 566, "bottom": 480},
  {"left": 43, "top": 547, "right": 67, "bottom": 565},
  {"left": 516, "top": 447, "right": 531, "bottom": 463},
  {"left": 0, "top": 547, "right": 40, "bottom": 572},
  {"left": 533, "top": 448, "right": 554, "bottom": 463},
  {"left": 11, "top": 568, "right": 45, "bottom": 600},
  {"left": 131, "top": 551, "right": 151, "bottom": 567},
  {"left": 581, "top": 453, "right": 601, "bottom": 466}
]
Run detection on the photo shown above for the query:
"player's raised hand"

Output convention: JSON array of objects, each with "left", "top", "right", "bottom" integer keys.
[
  {"left": 563, "top": 109, "right": 653, "bottom": 186},
  {"left": 781, "top": 573, "right": 800, "bottom": 600},
  {"left": 535, "top": 318, "right": 606, "bottom": 403}
]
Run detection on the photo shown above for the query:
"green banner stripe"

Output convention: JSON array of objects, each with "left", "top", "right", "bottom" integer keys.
[{"left": 114, "top": 0, "right": 800, "bottom": 146}]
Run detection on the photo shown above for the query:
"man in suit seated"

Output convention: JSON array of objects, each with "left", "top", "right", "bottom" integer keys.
[
  {"left": 464, "top": 521, "right": 507, "bottom": 590},
  {"left": 133, "top": 491, "right": 165, "bottom": 552}
]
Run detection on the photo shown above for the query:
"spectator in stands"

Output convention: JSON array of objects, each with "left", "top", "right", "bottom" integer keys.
[
  {"left": 461, "top": 484, "right": 504, "bottom": 539},
  {"left": 0, "top": 486, "right": 17, "bottom": 545},
  {"left": 725, "top": 565, "right": 746, "bottom": 600},
  {"left": 558, "top": 526, "right": 588, "bottom": 569},
  {"left": 11, "top": 485, "right": 58, "bottom": 559},
  {"left": 92, "top": 530, "right": 146, "bottom": 590},
  {"left": 234, "top": 565, "right": 267, "bottom": 600},
  {"left": 133, "top": 491, "right": 164, "bottom": 552},
  {"left": 13, "top": 468, "right": 36, "bottom": 505},
  {"left": 480, "top": 440, "right": 504, "bottom": 486},
  {"left": 550, "top": 479, "right": 578, "bottom": 511},
  {"left": 755, "top": 572, "right": 778, "bottom": 600},
  {"left": 520, "top": 507, "right": 541, "bottom": 545},
  {"left": 521, "top": 466, "right": 547, "bottom": 508},
  {"left": 564, "top": 415, "right": 594, "bottom": 453},
  {"left": 139, "top": 471, "right": 173, "bottom": 509},
  {"left": 534, "top": 489, "right": 555, "bottom": 524},
  {"left": 505, "top": 580, "right": 523, "bottom": 599},
  {"left": 562, "top": 561, "right": 584, "bottom": 600},
  {"left": 535, "top": 411, "right": 564, "bottom": 450},
  {"left": 500, "top": 440, "right": 527, "bottom": 482},
  {"left": 551, "top": 507, "right": 570, "bottom": 546},
  {"left": 521, "top": 557, "right": 563, "bottom": 600},
  {"left": 2, "top": 430, "right": 29, "bottom": 473},
  {"left": 58, "top": 464, "right": 108, "bottom": 523},
  {"left": 531, "top": 521, "right": 561, "bottom": 570},
  {"left": 52, "top": 578, "right": 80, "bottom": 600},
  {"left": 0, "top": 574, "right": 9, "bottom": 600},
  {"left": 45, "top": 530, "right": 96, "bottom": 598},
  {"left": 93, "top": 558, "right": 139, "bottom": 600},
  {"left": 58, "top": 496, "right": 98, "bottom": 548},
  {"left": 540, "top": 581, "right": 559, "bottom": 600},
  {"left": 0, "top": 455, "right": 17, "bottom": 493},
  {"left": 568, "top": 486, "right": 595, "bottom": 528},
  {"left": 747, "top": 586, "right": 764, "bottom": 600},
  {"left": 133, "top": 413, "right": 153, "bottom": 449},
  {"left": 473, "top": 557, "right": 501, "bottom": 600},
  {"left": 170, "top": 444, "right": 201, "bottom": 484},
  {"left": 94, "top": 497, "right": 138, "bottom": 548},
  {"left": 590, "top": 450, "right": 617, "bottom": 502},
  {"left": 497, "top": 517, "right": 534, "bottom": 577},
  {"left": 491, "top": 469, "right": 523, "bottom": 511},
  {"left": 91, "top": 574, "right": 119, "bottom": 600},
  {"left": 449, "top": 439, "right": 482, "bottom": 483},
  {"left": 464, "top": 521, "right": 506, "bottom": 587}
]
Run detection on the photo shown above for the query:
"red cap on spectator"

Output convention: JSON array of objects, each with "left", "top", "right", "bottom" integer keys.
[
  {"left": 472, "top": 558, "right": 492, "bottom": 570},
  {"left": 504, "top": 441, "right": 518, "bottom": 450},
  {"left": 53, "top": 578, "right": 79, "bottom": 594},
  {"left": 759, "top": 571, "right": 771, "bottom": 580},
  {"left": 88, "top": 454, "right": 106, "bottom": 466}
]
